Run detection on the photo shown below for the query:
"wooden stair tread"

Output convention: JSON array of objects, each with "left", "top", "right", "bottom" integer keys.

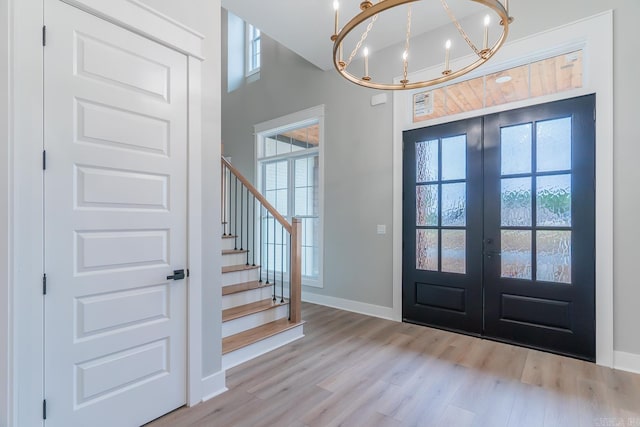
[
  {"left": 222, "top": 298, "right": 288, "bottom": 322},
  {"left": 222, "top": 264, "right": 260, "bottom": 274},
  {"left": 222, "top": 249, "right": 249, "bottom": 255},
  {"left": 222, "top": 280, "right": 270, "bottom": 296},
  {"left": 222, "top": 318, "right": 304, "bottom": 354},
  {"left": 222, "top": 235, "right": 237, "bottom": 239}
]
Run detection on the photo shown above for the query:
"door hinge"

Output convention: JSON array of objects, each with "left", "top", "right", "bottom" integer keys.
[
  {"left": 42, "top": 26, "right": 46, "bottom": 47},
  {"left": 43, "top": 274, "right": 47, "bottom": 295},
  {"left": 186, "top": 269, "right": 190, "bottom": 277},
  {"left": 42, "top": 150, "right": 46, "bottom": 170},
  {"left": 43, "top": 399, "right": 47, "bottom": 420}
]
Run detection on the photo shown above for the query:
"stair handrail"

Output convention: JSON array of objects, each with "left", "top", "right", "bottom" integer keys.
[
  {"left": 222, "top": 157, "right": 291, "bottom": 233},
  {"left": 221, "top": 156, "right": 301, "bottom": 323}
]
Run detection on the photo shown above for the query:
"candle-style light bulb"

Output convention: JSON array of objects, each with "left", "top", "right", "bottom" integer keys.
[
  {"left": 364, "top": 47, "right": 369, "bottom": 77},
  {"left": 483, "top": 14, "right": 490, "bottom": 50},
  {"left": 333, "top": 1, "right": 340, "bottom": 36},
  {"left": 444, "top": 39, "right": 451, "bottom": 71}
]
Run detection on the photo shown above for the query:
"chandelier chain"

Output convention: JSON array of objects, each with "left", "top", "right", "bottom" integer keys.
[
  {"left": 345, "top": 14, "right": 379, "bottom": 68},
  {"left": 402, "top": 5, "right": 412, "bottom": 83},
  {"left": 440, "top": 0, "right": 481, "bottom": 56}
]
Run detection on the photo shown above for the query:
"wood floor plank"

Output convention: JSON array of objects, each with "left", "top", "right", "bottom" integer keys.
[{"left": 147, "top": 303, "right": 640, "bottom": 427}]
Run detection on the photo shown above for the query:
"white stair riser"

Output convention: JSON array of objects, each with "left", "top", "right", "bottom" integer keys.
[
  {"left": 221, "top": 237, "right": 237, "bottom": 251},
  {"left": 222, "top": 287, "right": 274, "bottom": 310},
  {"left": 222, "top": 304, "right": 288, "bottom": 338},
  {"left": 222, "top": 268, "right": 260, "bottom": 286},
  {"left": 222, "top": 325, "right": 304, "bottom": 370},
  {"left": 222, "top": 252, "right": 250, "bottom": 267}
]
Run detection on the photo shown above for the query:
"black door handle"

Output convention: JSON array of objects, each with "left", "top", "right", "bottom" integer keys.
[{"left": 167, "top": 269, "right": 186, "bottom": 281}]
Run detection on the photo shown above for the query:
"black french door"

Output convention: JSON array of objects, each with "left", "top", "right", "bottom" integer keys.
[{"left": 403, "top": 95, "right": 595, "bottom": 360}]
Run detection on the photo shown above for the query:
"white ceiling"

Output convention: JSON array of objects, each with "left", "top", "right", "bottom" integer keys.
[{"left": 222, "top": 0, "right": 487, "bottom": 71}]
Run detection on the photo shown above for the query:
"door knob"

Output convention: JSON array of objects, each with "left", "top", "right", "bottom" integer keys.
[{"left": 167, "top": 269, "right": 186, "bottom": 281}]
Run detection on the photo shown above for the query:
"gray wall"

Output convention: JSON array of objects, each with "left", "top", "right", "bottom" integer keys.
[
  {"left": 222, "top": 1, "right": 640, "bottom": 356},
  {"left": 1, "top": 0, "right": 10, "bottom": 423}
]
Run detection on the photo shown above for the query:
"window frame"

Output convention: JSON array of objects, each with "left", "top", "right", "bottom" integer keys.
[
  {"left": 245, "top": 23, "right": 261, "bottom": 77},
  {"left": 255, "top": 106, "right": 325, "bottom": 288}
]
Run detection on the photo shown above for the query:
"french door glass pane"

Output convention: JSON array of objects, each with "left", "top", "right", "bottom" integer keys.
[
  {"left": 442, "top": 135, "right": 466, "bottom": 180},
  {"left": 537, "top": 174, "right": 572, "bottom": 226},
  {"left": 442, "top": 230, "right": 466, "bottom": 274},
  {"left": 442, "top": 183, "right": 466, "bottom": 226},
  {"left": 417, "top": 229, "right": 438, "bottom": 271},
  {"left": 501, "top": 177, "right": 532, "bottom": 227},
  {"left": 501, "top": 124, "right": 532, "bottom": 175},
  {"left": 537, "top": 117, "right": 572, "bottom": 172},
  {"left": 416, "top": 185, "right": 438, "bottom": 226},
  {"left": 537, "top": 230, "right": 571, "bottom": 283},
  {"left": 501, "top": 230, "right": 532, "bottom": 279},
  {"left": 416, "top": 139, "right": 439, "bottom": 182}
]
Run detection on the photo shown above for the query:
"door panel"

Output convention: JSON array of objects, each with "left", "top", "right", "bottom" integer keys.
[
  {"left": 403, "top": 95, "right": 595, "bottom": 361},
  {"left": 403, "top": 118, "right": 484, "bottom": 334},
  {"left": 483, "top": 95, "right": 595, "bottom": 360},
  {"left": 44, "top": 1, "right": 188, "bottom": 425}
]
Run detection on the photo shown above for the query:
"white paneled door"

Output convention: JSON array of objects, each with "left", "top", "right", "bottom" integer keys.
[{"left": 44, "top": 1, "right": 188, "bottom": 425}]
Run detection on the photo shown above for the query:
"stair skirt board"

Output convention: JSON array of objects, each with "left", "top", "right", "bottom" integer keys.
[
  {"left": 222, "top": 324, "right": 304, "bottom": 370},
  {"left": 222, "top": 286, "right": 274, "bottom": 310},
  {"left": 222, "top": 304, "right": 289, "bottom": 338},
  {"left": 222, "top": 268, "right": 260, "bottom": 287},
  {"left": 222, "top": 252, "right": 251, "bottom": 267}
]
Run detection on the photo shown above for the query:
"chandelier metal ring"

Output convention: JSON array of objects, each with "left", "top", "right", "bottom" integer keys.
[{"left": 332, "top": 0, "right": 512, "bottom": 90}]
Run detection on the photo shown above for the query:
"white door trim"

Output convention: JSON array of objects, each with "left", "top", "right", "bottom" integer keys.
[
  {"left": 392, "top": 11, "right": 615, "bottom": 367},
  {"left": 8, "top": 0, "right": 206, "bottom": 424}
]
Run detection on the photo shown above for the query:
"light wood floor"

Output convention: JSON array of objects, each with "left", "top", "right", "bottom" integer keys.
[{"left": 148, "top": 303, "right": 640, "bottom": 427}]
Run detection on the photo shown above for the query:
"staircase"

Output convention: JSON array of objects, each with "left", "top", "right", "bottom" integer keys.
[{"left": 221, "top": 157, "right": 304, "bottom": 370}]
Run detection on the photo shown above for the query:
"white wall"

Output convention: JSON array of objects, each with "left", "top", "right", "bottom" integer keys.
[
  {"left": 140, "top": 0, "right": 224, "bottom": 384},
  {"left": 221, "top": 0, "right": 640, "bottom": 358}
]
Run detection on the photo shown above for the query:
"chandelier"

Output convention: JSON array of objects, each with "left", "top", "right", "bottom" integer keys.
[{"left": 331, "top": 0, "right": 514, "bottom": 90}]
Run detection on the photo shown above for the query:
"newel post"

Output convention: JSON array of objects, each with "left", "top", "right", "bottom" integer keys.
[{"left": 290, "top": 217, "right": 302, "bottom": 323}]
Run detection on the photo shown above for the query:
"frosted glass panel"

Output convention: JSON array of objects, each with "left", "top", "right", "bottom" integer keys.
[
  {"left": 416, "top": 140, "right": 439, "bottom": 182},
  {"left": 501, "top": 124, "right": 532, "bottom": 175},
  {"left": 442, "top": 135, "right": 466, "bottom": 180},
  {"left": 537, "top": 231, "right": 571, "bottom": 283},
  {"left": 537, "top": 174, "right": 572, "bottom": 226},
  {"left": 417, "top": 229, "right": 438, "bottom": 271},
  {"left": 501, "top": 230, "right": 532, "bottom": 279},
  {"left": 442, "top": 230, "right": 466, "bottom": 274},
  {"left": 537, "top": 117, "right": 572, "bottom": 172},
  {"left": 416, "top": 185, "right": 438, "bottom": 226},
  {"left": 442, "top": 183, "right": 466, "bottom": 226},
  {"left": 501, "top": 177, "right": 532, "bottom": 226}
]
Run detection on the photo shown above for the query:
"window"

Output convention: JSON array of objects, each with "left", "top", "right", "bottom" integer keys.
[
  {"left": 256, "top": 107, "right": 324, "bottom": 287},
  {"left": 412, "top": 50, "right": 584, "bottom": 122},
  {"left": 246, "top": 24, "right": 261, "bottom": 76},
  {"left": 226, "top": 13, "right": 261, "bottom": 91}
]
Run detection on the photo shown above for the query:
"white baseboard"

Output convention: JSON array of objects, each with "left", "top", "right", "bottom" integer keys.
[
  {"left": 201, "top": 370, "right": 227, "bottom": 402},
  {"left": 614, "top": 351, "right": 640, "bottom": 375},
  {"left": 302, "top": 292, "right": 398, "bottom": 321}
]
